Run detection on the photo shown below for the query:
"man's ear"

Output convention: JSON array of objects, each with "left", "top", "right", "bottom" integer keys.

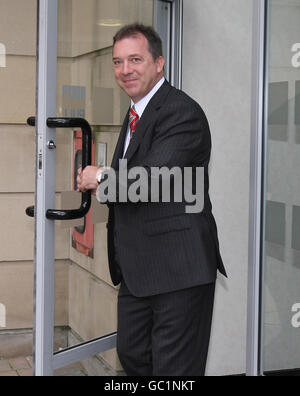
[{"left": 156, "top": 56, "right": 165, "bottom": 73}]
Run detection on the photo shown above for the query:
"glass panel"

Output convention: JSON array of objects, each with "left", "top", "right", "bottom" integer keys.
[
  {"left": 0, "top": 0, "right": 37, "bottom": 376},
  {"left": 263, "top": 0, "right": 300, "bottom": 374},
  {"left": 53, "top": 354, "right": 118, "bottom": 376},
  {"left": 54, "top": 0, "right": 157, "bottom": 375},
  {"left": 155, "top": 0, "right": 171, "bottom": 81}
]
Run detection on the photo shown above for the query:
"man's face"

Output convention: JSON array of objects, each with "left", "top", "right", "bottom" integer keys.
[{"left": 113, "top": 33, "right": 165, "bottom": 103}]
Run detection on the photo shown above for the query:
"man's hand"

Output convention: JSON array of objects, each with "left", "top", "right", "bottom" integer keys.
[{"left": 77, "top": 166, "right": 99, "bottom": 195}]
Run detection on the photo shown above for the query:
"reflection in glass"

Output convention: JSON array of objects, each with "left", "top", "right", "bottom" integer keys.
[
  {"left": 263, "top": 0, "right": 300, "bottom": 374},
  {"left": 54, "top": 0, "right": 154, "bottom": 376},
  {"left": 54, "top": 354, "right": 118, "bottom": 376}
]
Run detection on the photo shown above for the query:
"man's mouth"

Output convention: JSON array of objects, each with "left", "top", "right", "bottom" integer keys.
[{"left": 123, "top": 79, "right": 138, "bottom": 84}]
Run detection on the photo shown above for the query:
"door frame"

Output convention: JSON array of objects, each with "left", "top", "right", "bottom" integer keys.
[
  {"left": 246, "top": 0, "right": 268, "bottom": 377},
  {"left": 34, "top": 0, "right": 58, "bottom": 376},
  {"left": 154, "top": 0, "right": 183, "bottom": 89},
  {"left": 34, "top": 0, "right": 183, "bottom": 376}
]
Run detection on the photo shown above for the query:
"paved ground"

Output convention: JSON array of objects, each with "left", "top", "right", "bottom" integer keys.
[{"left": 0, "top": 357, "right": 88, "bottom": 376}]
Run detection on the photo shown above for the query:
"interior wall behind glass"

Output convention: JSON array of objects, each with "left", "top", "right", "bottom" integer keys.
[
  {"left": 263, "top": 0, "right": 300, "bottom": 372},
  {"left": 57, "top": 0, "right": 154, "bottom": 125}
]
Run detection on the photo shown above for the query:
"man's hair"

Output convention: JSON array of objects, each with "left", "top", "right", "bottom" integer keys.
[{"left": 113, "top": 23, "right": 163, "bottom": 60}]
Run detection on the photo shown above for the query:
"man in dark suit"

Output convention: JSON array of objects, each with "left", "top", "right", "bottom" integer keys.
[{"left": 77, "top": 24, "right": 226, "bottom": 376}]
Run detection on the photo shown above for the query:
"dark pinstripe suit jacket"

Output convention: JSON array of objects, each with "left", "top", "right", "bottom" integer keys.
[{"left": 106, "top": 81, "right": 226, "bottom": 297}]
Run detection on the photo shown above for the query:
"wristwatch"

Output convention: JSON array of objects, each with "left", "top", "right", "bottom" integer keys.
[
  {"left": 96, "top": 167, "right": 104, "bottom": 184},
  {"left": 96, "top": 167, "right": 110, "bottom": 184}
]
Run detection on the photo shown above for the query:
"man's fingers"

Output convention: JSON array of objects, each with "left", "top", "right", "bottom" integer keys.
[{"left": 77, "top": 166, "right": 98, "bottom": 192}]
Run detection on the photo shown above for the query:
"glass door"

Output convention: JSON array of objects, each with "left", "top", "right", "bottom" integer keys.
[
  {"left": 261, "top": 0, "right": 300, "bottom": 375},
  {"left": 51, "top": 0, "right": 156, "bottom": 376},
  {"left": 24, "top": 0, "right": 180, "bottom": 376}
]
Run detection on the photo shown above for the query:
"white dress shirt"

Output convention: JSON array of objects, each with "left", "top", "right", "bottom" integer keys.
[{"left": 122, "top": 77, "right": 165, "bottom": 158}]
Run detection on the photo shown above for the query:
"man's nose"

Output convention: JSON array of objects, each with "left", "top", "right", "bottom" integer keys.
[{"left": 121, "top": 61, "right": 133, "bottom": 75}]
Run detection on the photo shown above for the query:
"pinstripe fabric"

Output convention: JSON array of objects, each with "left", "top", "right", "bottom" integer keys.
[
  {"left": 106, "top": 81, "right": 226, "bottom": 297},
  {"left": 117, "top": 280, "right": 216, "bottom": 376},
  {"left": 104, "top": 80, "right": 226, "bottom": 376}
]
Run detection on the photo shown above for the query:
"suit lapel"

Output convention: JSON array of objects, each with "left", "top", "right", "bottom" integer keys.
[
  {"left": 124, "top": 81, "right": 172, "bottom": 163},
  {"left": 111, "top": 110, "right": 129, "bottom": 170}
]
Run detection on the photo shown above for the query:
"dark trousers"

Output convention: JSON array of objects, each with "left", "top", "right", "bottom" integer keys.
[{"left": 117, "top": 280, "right": 216, "bottom": 376}]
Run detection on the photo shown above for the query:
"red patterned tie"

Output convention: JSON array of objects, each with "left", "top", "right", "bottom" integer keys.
[{"left": 129, "top": 105, "right": 139, "bottom": 140}]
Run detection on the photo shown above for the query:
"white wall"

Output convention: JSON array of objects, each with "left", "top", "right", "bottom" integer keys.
[{"left": 182, "top": 0, "right": 253, "bottom": 375}]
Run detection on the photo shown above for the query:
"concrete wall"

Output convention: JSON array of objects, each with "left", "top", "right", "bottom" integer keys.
[
  {"left": 0, "top": 0, "right": 70, "bottom": 339},
  {"left": 182, "top": 0, "right": 253, "bottom": 375}
]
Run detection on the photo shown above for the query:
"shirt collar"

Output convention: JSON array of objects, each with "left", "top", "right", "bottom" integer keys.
[{"left": 131, "top": 77, "right": 165, "bottom": 118}]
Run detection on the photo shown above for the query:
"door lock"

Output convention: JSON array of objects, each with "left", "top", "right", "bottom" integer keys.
[{"left": 47, "top": 140, "right": 56, "bottom": 149}]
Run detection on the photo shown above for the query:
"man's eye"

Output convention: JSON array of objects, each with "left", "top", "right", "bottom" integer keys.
[
  {"left": 113, "top": 60, "right": 121, "bottom": 66},
  {"left": 132, "top": 58, "right": 141, "bottom": 63}
]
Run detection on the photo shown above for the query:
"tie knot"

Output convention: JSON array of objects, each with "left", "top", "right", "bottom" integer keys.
[{"left": 129, "top": 106, "right": 139, "bottom": 139}]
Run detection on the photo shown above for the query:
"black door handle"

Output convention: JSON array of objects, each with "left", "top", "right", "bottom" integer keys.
[{"left": 26, "top": 117, "right": 92, "bottom": 220}]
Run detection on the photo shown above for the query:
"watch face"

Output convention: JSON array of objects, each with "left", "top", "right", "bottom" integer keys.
[
  {"left": 97, "top": 167, "right": 109, "bottom": 183},
  {"left": 97, "top": 169, "right": 102, "bottom": 184}
]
